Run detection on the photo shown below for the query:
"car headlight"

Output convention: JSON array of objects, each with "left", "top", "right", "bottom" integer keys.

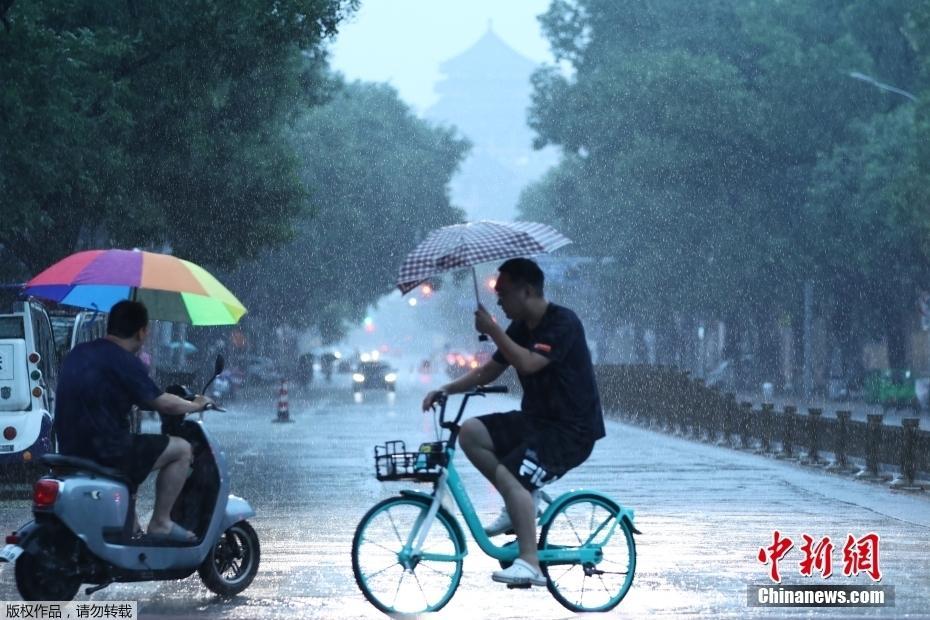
[
  {"left": 353, "top": 373, "right": 365, "bottom": 383},
  {"left": 384, "top": 373, "right": 397, "bottom": 383}
]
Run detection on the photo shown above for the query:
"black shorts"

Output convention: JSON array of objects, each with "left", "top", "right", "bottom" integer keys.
[
  {"left": 110, "top": 434, "right": 170, "bottom": 488},
  {"left": 477, "top": 411, "right": 594, "bottom": 491}
]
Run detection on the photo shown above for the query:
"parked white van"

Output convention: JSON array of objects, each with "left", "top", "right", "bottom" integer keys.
[{"left": 0, "top": 300, "right": 59, "bottom": 466}]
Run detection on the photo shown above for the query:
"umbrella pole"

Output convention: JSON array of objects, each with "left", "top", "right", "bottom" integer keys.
[{"left": 472, "top": 267, "right": 489, "bottom": 342}]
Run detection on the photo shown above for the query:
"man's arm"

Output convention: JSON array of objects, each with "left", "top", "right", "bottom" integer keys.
[
  {"left": 475, "top": 305, "right": 550, "bottom": 375},
  {"left": 489, "top": 330, "right": 550, "bottom": 375},
  {"left": 147, "top": 392, "right": 210, "bottom": 416}
]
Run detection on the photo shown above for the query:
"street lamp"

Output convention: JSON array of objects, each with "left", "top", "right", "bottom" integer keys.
[{"left": 848, "top": 71, "right": 917, "bottom": 102}]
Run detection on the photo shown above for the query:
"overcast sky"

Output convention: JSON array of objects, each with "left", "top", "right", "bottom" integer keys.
[{"left": 328, "top": 0, "right": 554, "bottom": 113}]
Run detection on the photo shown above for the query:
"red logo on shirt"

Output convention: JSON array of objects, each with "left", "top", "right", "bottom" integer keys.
[{"left": 533, "top": 343, "right": 552, "bottom": 353}]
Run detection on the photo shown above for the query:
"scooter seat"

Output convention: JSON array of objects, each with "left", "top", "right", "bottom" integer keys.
[{"left": 41, "top": 454, "right": 132, "bottom": 486}]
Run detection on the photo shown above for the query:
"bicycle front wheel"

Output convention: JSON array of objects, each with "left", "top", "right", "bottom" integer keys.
[
  {"left": 540, "top": 494, "right": 636, "bottom": 612},
  {"left": 352, "top": 496, "right": 464, "bottom": 614}
]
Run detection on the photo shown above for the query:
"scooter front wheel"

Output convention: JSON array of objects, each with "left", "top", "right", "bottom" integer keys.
[{"left": 198, "top": 520, "right": 260, "bottom": 596}]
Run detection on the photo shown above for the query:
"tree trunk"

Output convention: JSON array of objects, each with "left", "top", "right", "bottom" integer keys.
[
  {"left": 885, "top": 307, "right": 908, "bottom": 370},
  {"left": 722, "top": 310, "right": 746, "bottom": 388},
  {"left": 753, "top": 304, "right": 780, "bottom": 392},
  {"left": 633, "top": 322, "right": 649, "bottom": 365},
  {"left": 679, "top": 314, "right": 697, "bottom": 375},
  {"left": 653, "top": 308, "right": 677, "bottom": 366}
]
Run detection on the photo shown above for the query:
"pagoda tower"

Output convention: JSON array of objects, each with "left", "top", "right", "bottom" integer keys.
[{"left": 426, "top": 24, "right": 555, "bottom": 221}]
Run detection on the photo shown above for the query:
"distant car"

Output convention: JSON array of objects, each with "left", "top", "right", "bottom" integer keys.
[
  {"left": 245, "top": 355, "right": 282, "bottom": 384},
  {"left": 352, "top": 361, "right": 397, "bottom": 392},
  {"left": 445, "top": 350, "right": 490, "bottom": 379}
]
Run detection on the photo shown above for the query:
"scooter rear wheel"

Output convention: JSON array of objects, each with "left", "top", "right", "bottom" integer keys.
[
  {"left": 198, "top": 520, "right": 260, "bottom": 596},
  {"left": 15, "top": 550, "right": 81, "bottom": 601}
]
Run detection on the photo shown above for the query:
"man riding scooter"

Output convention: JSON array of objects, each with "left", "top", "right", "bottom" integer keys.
[{"left": 54, "top": 300, "right": 212, "bottom": 542}]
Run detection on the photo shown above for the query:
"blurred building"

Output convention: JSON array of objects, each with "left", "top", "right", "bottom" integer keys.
[{"left": 426, "top": 25, "right": 556, "bottom": 222}]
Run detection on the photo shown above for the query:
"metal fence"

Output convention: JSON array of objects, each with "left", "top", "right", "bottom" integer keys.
[{"left": 595, "top": 364, "right": 929, "bottom": 491}]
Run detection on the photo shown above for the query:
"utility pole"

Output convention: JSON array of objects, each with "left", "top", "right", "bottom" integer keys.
[{"left": 802, "top": 280, "right": 813, "bottom": 398}]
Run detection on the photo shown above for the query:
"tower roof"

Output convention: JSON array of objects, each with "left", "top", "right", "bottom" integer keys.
[{"left": 439, "top": 26, "right": 538, "bottom": 78}]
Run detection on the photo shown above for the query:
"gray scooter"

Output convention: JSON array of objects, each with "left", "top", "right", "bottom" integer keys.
[{"left": 0, "top": 356, "right": 259, "bottom": 601}]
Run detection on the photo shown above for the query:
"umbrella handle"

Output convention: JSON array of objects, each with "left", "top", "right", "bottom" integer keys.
[{"left": 471, "top": 267, "right": 489, "bottom": 341}]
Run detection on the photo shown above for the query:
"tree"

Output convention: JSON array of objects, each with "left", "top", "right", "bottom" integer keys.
[
  {"left": 806, "top": 106, "right": 928, "bottom": 371},
  {"left": 521, "top": 0, "right": 923, "bottom": 387},
  {"left": 227, "top": 80, "right": 468, "bottom": 342},
  {"left": 803, "top": 0, "right": 930, "bottom": 373},
  {"left": 0, "top": 0, "right": 357, "bottom": 280}
]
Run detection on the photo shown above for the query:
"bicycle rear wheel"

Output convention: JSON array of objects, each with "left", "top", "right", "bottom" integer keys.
[
  {"left": 352, "top": 496, "right": 463, "bottom": 614},
  {"left": 539, "top": 494, "right": 636, "bottom": 612}
]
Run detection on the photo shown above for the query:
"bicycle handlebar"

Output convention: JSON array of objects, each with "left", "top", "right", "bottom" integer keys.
[{"left": 433, "top": 385, "right": 509, "bottom": 430}]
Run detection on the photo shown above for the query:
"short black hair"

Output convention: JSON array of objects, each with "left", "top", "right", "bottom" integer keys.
[
  {"left": 107, "top": 300, "right": 149, "bottom": 338},
  {"left": 498, "top": 258, "right": 545, "bottom": 295}
]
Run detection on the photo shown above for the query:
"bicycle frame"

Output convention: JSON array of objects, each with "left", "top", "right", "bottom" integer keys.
[
  {"left": 400, "top": 450, "right": 621, "bottom": 569},
  {"left": 395, "top": 387, "right": 636, "bottom": 572}
]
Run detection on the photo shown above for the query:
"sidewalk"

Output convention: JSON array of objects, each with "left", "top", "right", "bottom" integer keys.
[{"left": 736, "top": 392, "right": 928, "bottom": 427}]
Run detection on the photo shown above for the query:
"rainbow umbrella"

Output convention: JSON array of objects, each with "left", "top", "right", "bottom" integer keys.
[{"left": 23, "top": 249, "right": 246, "bottom": 326}]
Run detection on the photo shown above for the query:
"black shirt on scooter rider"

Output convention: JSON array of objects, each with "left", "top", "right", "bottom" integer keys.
[{"left": 56, "top": 338, "right": 162, "bottom": 466}]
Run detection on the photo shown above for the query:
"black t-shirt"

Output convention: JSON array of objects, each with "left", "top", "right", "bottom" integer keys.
[
  {"left": 55, "top": 339, "right": 162, "bottom": 464},
  {"left": 492, "top": 303, "right": 605, "bottom": 443}
]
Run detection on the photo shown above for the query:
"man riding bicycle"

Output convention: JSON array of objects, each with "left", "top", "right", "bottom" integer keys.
[{"left": 423, "top": 258, "right": 605, "bottom": 586}]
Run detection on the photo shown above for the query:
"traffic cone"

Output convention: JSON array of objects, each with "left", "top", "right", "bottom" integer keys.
[{"left": 273, "top": 379, "right": 293, "bottom": 423}]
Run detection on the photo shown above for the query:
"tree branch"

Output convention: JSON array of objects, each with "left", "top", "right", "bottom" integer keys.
[{"left": 1, "top": 0, "right": 15, "bottom": 33}]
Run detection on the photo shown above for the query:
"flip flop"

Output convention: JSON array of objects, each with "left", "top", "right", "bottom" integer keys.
[{"left": 146, "top": 523, "right": 197, "bottom": 543}]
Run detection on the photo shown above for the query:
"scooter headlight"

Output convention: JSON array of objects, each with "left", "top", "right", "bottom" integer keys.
[
  {"left": 353, "top": 373, "right": 365, "bottom": 383},
  {"left": 384, "top": 373, "right": 397, "bottom": 383}
]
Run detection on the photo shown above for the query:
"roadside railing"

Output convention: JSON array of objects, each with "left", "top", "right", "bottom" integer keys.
[{"left": 595, "top": 364, "right": 929, "bottom": 491}]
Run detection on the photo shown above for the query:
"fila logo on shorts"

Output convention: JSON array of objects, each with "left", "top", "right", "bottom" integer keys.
[{"left": 518, "top": 450, "right": 559, "bottom": 489}]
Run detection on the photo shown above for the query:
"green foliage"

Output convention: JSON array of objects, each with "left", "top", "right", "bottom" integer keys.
[
  {"left": 0, "top": 0, "right": 356, "bottom": 279},
  {"left": 226, "top": 80, "right": 468, "bottom": 341},
  {"left": 1, "top": 1, "right": 468, "bottom": 340},
  {"left": 521, "top": 0, "right": 928, "bottom": 370}
]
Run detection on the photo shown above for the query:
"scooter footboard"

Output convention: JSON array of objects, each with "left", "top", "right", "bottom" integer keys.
[{"left": 221, "top": 495, "right": 255, "bottom": 531}]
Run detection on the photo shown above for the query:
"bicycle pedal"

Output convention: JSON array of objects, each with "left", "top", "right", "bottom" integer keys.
[{"left": 506, "top": 583, "right": 532, "bottom": 589}]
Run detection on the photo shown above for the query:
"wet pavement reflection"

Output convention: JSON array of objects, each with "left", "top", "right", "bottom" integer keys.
[{"left": 0, "top": 374, "right": 927, "bottom": 618}]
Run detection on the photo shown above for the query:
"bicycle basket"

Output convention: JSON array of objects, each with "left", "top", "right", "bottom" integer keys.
[{"left": 374, "top": 440, "right": 447, "bottom": 483}]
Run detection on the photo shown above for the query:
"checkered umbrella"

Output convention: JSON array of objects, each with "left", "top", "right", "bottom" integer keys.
[{"left": 396, "top": 220, "right": 572, "bottom": 300}]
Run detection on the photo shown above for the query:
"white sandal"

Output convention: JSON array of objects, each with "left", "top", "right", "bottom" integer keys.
[{"left": 491, "top": 558, "right": 547, "bottom": 586}]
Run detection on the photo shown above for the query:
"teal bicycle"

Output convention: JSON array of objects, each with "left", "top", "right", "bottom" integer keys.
[{"left": 351, "top": 386, "right": 639, "bottom": 614}]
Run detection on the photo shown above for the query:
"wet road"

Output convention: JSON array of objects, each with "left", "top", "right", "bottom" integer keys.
[{"left": 0, "top": 373, "right": 928, "bottom": 619}]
